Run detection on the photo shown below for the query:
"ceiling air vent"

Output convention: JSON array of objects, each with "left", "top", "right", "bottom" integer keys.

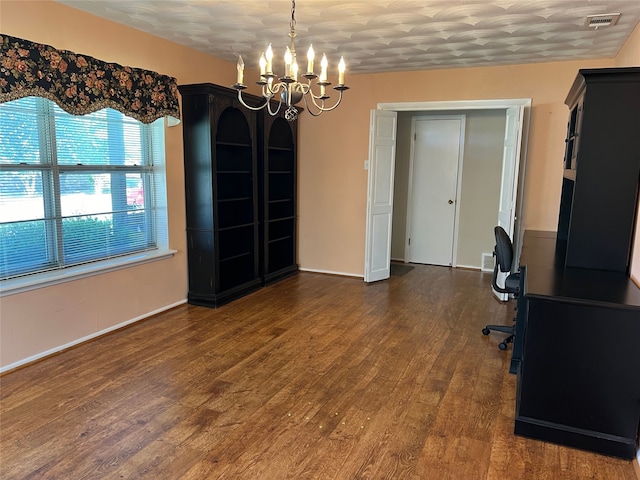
[{"left": 584, "top": 13, "right": 621, "bottom": 28}]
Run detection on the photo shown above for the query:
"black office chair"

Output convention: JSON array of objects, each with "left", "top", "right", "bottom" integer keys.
[{"left": 482, "top": 226, "right": 520, "bottom": 350}]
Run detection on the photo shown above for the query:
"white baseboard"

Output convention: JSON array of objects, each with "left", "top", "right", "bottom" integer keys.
[
  {"left": 298, "top": 267, "right": 364, "bottom": 279},
  {"left": 0, "top": 299, "right": 187, "bottom": 374},
  {"left": 456, "top": 264, "right": 482, "bottom": 270}
]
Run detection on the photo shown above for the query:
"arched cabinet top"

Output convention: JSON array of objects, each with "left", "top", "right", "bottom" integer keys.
[
  {"left": 217, "top": 107, "right": 251, "bottom": 146},
  {"left": 268, "top": 116, "right": 294, "bottom": 150}
]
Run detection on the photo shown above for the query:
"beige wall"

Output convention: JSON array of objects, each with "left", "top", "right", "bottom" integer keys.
[
  {"left": 390, "top": 110, "right": 505, "bottom": 269},
  {"left": 457, "top": 110, "right": 506, "bottom": 268},
  {"left": 0, "top": 0, "right": 638, "bottom": 369},
  {"left": 298, "top": 58, "right": 615, "bottom": 276}
]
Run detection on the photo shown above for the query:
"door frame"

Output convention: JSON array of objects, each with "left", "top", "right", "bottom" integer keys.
[
  {"left": 366, "top": 98, "right": 531, "bottom": 279},
  {"left": 405, "top": 114, "right": 466, "bottom": 266}
]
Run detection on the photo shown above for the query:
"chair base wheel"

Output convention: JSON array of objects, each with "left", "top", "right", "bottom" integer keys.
[
  {"left": 498, "top": 342, "right": 508, "bottom": 351},
  {"left": 482, "top": 327, "right": 490, "bottom": 335}
]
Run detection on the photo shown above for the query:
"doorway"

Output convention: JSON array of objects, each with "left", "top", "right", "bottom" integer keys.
[
  {"left": 406, "top": 115, "right": 465, "bottom": 266},
  {"left": 364, "top": 99, "right": 530, "bottom": 284}
]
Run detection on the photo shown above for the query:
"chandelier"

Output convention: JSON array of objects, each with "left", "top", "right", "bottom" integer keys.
[{"left": 232, "top": 0, "right": 349, "bottom": 122}]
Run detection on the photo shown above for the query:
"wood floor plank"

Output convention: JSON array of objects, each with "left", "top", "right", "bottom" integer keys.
[{"left": 1, "top": 266, "right": 637, "bottom": 479}]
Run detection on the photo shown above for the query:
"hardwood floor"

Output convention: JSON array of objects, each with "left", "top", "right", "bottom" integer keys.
[{"left": 1, "top": 265, "right": 637, "bottom": 479}]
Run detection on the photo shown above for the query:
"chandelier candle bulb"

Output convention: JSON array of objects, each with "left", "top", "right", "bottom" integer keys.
[
  {"left": 237, "top": 56, "right": 244, "bottom": 85},
  {"left": 284, "top": 47, "right": 292, "bottom": 77},
  {"left": 307, "top": 45, "right": 314, "bottom": 73},
  {"left": 292, "top": 62, "right": 299, "bottom": 81},
  {"left": 320, "top": 54, "right": 328, "bottom": 82},
  {"left": 266, "top": 44, "right": 273, "bottom": 74},
  {"left": 338, "top": 57, "right": 345, "bottom": 85},
  {"left": 259, "top": 54, "right": 267, "bottom": 76}
]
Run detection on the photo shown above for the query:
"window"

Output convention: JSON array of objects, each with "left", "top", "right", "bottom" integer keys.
[{"left": 0, "top": 97, "right": 168, "bottom": 282}]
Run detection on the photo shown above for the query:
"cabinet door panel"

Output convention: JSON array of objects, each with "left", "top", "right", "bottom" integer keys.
[{"left": 186, "top": 229, "right": 216, "bottom": 295}]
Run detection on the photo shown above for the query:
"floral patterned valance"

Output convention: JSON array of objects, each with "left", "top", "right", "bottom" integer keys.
[{"left": 0, "top": 34, "right": 180, "bottom": 125}]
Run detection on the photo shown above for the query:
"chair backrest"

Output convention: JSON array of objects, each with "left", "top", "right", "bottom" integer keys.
[{"left": 494, "top": 226, "right": 514, "bottom": 273}]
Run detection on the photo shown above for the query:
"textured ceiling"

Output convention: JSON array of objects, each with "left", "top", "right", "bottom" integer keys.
[{"left": 55, "top": 1, "right": 640, "bottom": 75}]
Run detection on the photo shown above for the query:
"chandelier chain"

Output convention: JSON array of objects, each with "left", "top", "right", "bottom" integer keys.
[{"left": 290, "top": 0, "right": 296, "bottom": 33}]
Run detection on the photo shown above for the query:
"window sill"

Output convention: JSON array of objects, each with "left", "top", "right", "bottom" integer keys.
[{"left": 0, "top": 249, "right": 177, "bottom": 297}]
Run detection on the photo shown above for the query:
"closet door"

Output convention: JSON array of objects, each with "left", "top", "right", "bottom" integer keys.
[{"left": 261, "top": 115, "right": 298, "bottom": 285}]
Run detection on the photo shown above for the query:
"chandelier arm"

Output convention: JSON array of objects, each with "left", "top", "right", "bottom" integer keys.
[
  {"left": 306, "top": 79, "right": 322, "bottom": 103},
  {"left": 303, "top": 88, "right": 344, "bottom": 114},
  {"left": 236, "top": 90, "right": 272, "bottom": 111},
  {"left": 319, "top": 91, "right": 344, "bottom": 112},
  {"left": 298, "top": 82, "right": 310, "bottom": 95},
  {"left": 267, "top": 97, "right": 283, "bottom": 116},
  {"left": 301, "top": 92, "right": 321, "bottom": 114},
  {"left": 300, "top": 94, "right": 323, "bottom": 117},
  {"left": 265, "top": 81, "right": 283, "bottom": 97}
]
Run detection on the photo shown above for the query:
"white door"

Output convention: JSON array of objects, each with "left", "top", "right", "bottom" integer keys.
[
  {"left": 497, "top": 106, "right": 523, "bottom": 236},
  {"left": 406, "top": 116, "right": 465, "bottom": 266},
  {"left": 494, "top": 105, "right": 524, "bottom": 300},
  {"left": 364, "top": 110, "right": 398, "bottom": 283}
]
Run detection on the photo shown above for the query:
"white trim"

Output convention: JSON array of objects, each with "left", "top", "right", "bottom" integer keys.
[
  {"left": 456, "top": 264, "right": 482, "bottom": 271},
  {"left": 0, "top": 249, "right": 177, "bottom": 297},
  {"left": 378, "top": 99, "right": 532, "bottom": 111},
  {"left": 299, "top": 267, "right": 364, "bottom": 278},
  {"left": 0, "top": 299, "right": 187, "bottom": 374},
  {"left": 378, "top": 98, "right": 531, "bottom": 276}
]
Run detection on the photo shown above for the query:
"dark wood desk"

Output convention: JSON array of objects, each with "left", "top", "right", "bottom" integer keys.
[{"left": 513, "top": 230, "right": 640, "bottom": 459}]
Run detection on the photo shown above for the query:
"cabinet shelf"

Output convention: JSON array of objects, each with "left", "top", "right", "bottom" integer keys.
[
  {"left": 217, "top": 141, "right": 251, "bottom": 148},
  {"left": 219, "top": 251, "right": 252, "bottom": 263},
  {"left": 562, "top": 169, "right": 576, "bottom": 181},
  {"left": 269, "top": 235, "right": 292, "bottom": 244},
  {"left": 218, "top": 196, "right": 252, "bottom": 203},
  {"left": 216, "top": 222, "right": 256, "bottom": 232}
]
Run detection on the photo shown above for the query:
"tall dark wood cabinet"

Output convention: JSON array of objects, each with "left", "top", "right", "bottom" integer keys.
[
  {"left": 179, "top": 83, "right": 298, "bottom": 307},
  {"left": 260, "top": 114, "right": 298, "bottom": 285},
  {"left": 556, "top": 67, "right": 640, "bottom": 273},
  {"left": 512, "top": 68, "right": 640, "bottom": 460}
]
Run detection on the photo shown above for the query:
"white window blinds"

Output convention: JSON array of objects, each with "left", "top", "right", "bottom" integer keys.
[{"left": 0, "top": 96, "right": 166, "bottom": 280}]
